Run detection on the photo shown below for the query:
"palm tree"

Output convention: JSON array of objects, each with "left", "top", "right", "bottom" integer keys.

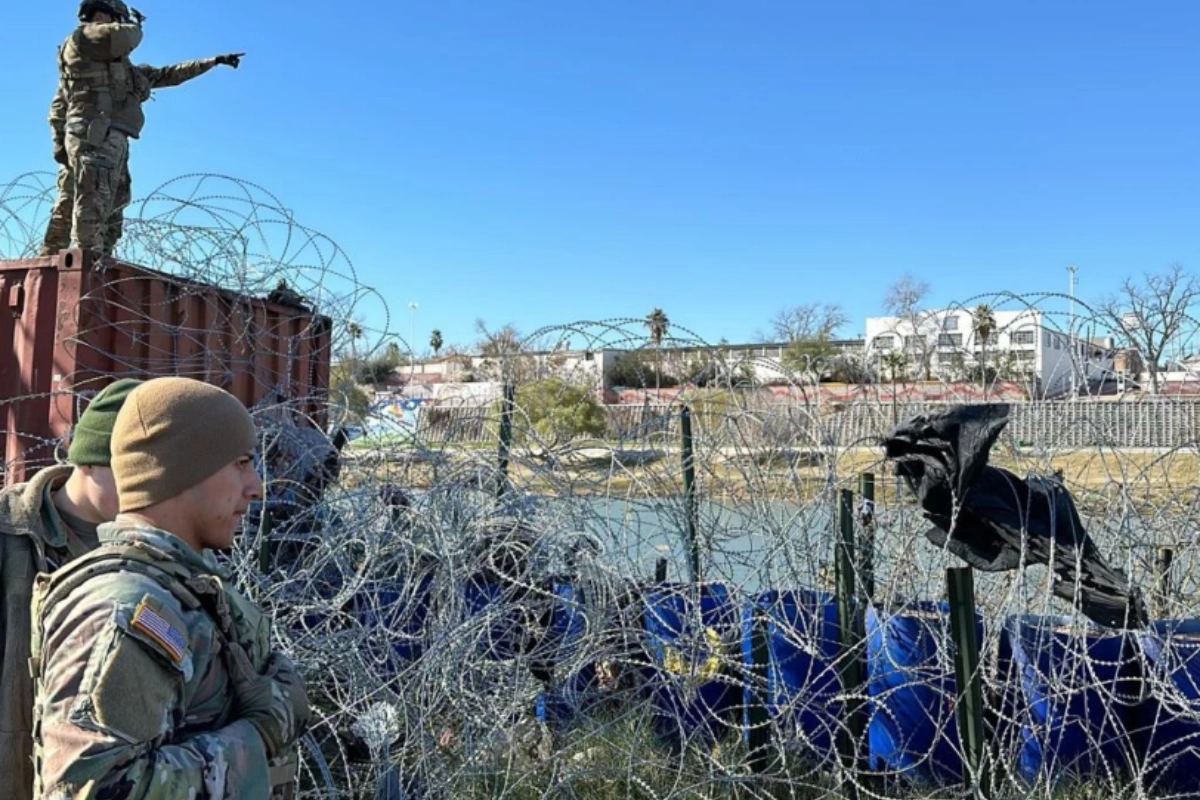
[
  {"left": 430, "top": 329, "right": 444, "bottom": 357},
  {"left": 972, "top": 305, "right": 997, "bottom": 396},
  {"left": 645, "top": 308, "right": 670, "bottom": 391},
  {"left": 346, "top": 321, "right": 364, "bottom": 367}
]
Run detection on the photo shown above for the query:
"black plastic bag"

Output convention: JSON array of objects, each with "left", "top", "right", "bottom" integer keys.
[{"left": 882, "top": 404, "right": 1146, "bottom": 628}]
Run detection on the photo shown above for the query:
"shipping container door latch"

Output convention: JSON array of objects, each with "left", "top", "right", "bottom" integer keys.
[{"left": 7, "top": 283, "right": 23, "bottom": 316}]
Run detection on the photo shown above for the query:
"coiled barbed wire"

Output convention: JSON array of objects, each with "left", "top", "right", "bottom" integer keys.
[{"left": 5, "top": 173, "right": 1200, "bottom": 799}]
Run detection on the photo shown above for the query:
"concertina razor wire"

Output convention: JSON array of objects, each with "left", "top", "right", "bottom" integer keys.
[{"left": 5, "top": 172, "right": 1200, "bottom": 799}]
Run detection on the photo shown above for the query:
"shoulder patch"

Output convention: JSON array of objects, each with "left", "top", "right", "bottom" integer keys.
[{"left": 130, "top": 599, "right": 188, "bottom": 665}]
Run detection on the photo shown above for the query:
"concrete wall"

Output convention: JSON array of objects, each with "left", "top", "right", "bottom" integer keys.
[{"left": 415, "top": 397, "right": 1200, "bottom": 449}]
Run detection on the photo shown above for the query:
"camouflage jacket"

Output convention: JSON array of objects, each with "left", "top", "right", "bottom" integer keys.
[
  {"left": 57, "top": 22, "right": 144, "bottom": 136},
  {"left": 31, "top": 518, "right": 284, "bottom": 799},
  {"left": 50, "top": 56, "right": 220, "bottom": 147},
  {"left": 0, "top": 465, "right": 97, "bottom": 800}
]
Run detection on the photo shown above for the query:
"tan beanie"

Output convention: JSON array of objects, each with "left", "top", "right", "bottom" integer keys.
[{"left": 112, "top": 377, "right": 258, "bottom": 512}]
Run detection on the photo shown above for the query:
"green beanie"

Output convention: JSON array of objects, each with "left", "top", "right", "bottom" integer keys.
[{"left": 68, "top": 378, "right": 144, "bottom": 467}]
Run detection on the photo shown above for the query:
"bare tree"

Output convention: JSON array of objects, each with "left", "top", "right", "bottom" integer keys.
[
  {"left": 883, "top": 274, "right": 937, "bottom": 380},
  {"left": 1098, "top": 264, "right": 1200, "bottom": 394},
  {"left": 770, "top": 303, "right": 848, "bottom": 342},
  {"left": 883, "top": 274, "right": 930, "bottom": 319},
  {"left": 474, "top": 319, "right": 527, "bottom": 383}
]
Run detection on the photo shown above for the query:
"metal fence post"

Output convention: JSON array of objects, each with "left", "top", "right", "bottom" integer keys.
[
  {"left": 495, "top": 381, "right": 514, "bottom": 498},
  {"left": 835, "top": 489, "right": 867, "bottom": 800},
  {"left": 1155, "top": 546, "right": 1176, "bottom": 619},
  {"left": 681, "top": 404, "right": 700, "bottom": 584},
  {"left": 859, "top": 472, "right": 876, "bottom": 602},
  {"left": 746, "top": 606, "right": 773, "bottom": 773},
  {"left": 947, "top": 566, "right": 987, "bottom": 800}
]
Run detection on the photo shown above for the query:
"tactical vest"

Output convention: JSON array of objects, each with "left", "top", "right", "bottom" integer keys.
[
  {"left": 58, "top": 25, "right": 149, "bottom": 141},
  {"left": 29, "top": 541, "right": 298, "bottom": 798}
]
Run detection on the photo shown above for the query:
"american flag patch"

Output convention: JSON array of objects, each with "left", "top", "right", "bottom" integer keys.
[{"left": 131, "top": 601, "right": 187, "bottom": 665}]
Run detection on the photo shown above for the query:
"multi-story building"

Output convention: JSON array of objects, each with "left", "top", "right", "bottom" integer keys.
[{"left": 864, "top": 308, "right": 1112, "bottom": 396}]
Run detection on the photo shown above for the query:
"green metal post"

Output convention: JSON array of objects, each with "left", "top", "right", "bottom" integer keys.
[
  {"left": 681, "top": 405, "right": 700, "bottom": 584},
  {"left": 746, "top": 607, "right": 773, "bottom": 773},
  {"left": 859, "top": 472, "right": 876, "bottom": 602},
  {"left": 496, "top": 382, "right": 514, "bottom": 498},
  {"left": 257, "top": 505, "right": 273, "bottom": 574},
  {"left": 947, "top": 566, "right": 987, "bottom": 799},
  {"left": 1156, "top": 546, "right": 1176, "bottom": 619},
  {"left": 835, "top": 489, "right": 866, "bottom": 800}
]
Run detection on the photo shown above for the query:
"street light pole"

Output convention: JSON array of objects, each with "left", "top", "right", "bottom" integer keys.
[
  {"left": 409, "top": 302, "right": 419, "bottom": 384},
  {"left": 1068, "top": 266, "right": 1078, "bottom": 398}
]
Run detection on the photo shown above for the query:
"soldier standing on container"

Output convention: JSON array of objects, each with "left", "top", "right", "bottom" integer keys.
[
  {"left": 40, "top": 1, "right": 244, "bottom": 257},
  {"left": 0, "top": 379, "right": 140, "bottom": 800},
  {"left": 31, "top": 377, "right": 310, "bottom": 799}
]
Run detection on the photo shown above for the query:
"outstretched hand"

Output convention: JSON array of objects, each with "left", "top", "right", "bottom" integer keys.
[{"left": 216, "top": 53, "right": 245, "bottom": 69}]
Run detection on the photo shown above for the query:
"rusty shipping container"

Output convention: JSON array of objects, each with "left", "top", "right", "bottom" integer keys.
[{"left": 1, "top": 249, "right": 332, "bottom": 485}]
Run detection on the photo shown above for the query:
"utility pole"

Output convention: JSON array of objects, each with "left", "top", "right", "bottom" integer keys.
[
  {"left": 409, "top": 301, "right": 419, "bottom": 384},
  {"left": 1068, "top": 265, "right": 1079, "bottom": 398}
]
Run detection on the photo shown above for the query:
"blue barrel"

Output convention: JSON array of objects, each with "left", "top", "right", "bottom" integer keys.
[
  {"left": 743, "top": 590, "right": 842, "bottom": 763},
  {"left": 1006, "top": 615, "right": 1139, "bottom": 787},
  {"left": 534, "top": 582, "right": 599, "bottom": 729},
  {"left": 867, "top": 602, "right": 981, "bottom": 786},
  {"left": 1133, "top": 619, "right": 1200, "bottom": 794},
  {"left": 464, "top": 578, "right": 528, "bottom": 661},
  {"left": 352, "top": 574, "right": 433, "bottom": 666},
  {"left": 644, "top": 583, "right": 741, "bottom": 749}
]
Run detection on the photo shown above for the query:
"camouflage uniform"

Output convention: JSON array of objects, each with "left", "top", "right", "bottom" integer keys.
[
  {"left": 0, "top": 466, "right": 100, "bottom": 800},
  {"left": 31, "top": 518, "right": 300, "bottom": 799},
  {"left": 43, "top": 24, "right": 224, "bottom": 257}
]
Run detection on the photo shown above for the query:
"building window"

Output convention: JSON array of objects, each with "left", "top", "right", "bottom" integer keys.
[
  {"left": 938, "top": 333, "right": 963, "bottom": 348},
  {"left": 937, "top": 352, "right": 964, "bottom": 368},
  {"left": 874, "top": 335, "right": 895, "bottom": 350},
  {"left": 942, "top": 316, "right": 959, "bottom": 331},
  {"left": 1012, "top": 330, "right": 1035, "bottom": 346},
  {"left": 584, "top": 350, "right": 594, "bottom": 361},
  {"left": 904, "top": 335, "right": 925, "bottom": 351}
]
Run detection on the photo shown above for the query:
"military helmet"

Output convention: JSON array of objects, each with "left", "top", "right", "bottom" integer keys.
[{"left": 78, "top": 0, "right": 130, "bottom": 22}]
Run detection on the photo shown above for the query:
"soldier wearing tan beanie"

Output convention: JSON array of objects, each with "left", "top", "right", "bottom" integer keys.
[
  {"left": 31, "top": 376, "right": 311, "bottom": 798},
  {"left": 113, "top": 376, "right": 258, "bottom": 511}
]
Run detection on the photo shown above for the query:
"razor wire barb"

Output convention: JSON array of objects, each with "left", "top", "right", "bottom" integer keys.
[{"left": 4, "top": 172, "right": 1200, "bottom": 799}]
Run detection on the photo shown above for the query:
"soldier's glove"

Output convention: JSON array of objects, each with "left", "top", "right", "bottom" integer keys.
[
  {"left": 215, "top": 53, "right": 245, "bottom": 69},
  {"left": 226, "top": 642, "right": 310, "bottom": 759},
  {"left": 53, "top": 141, "right": 68, "bottom": 166}
]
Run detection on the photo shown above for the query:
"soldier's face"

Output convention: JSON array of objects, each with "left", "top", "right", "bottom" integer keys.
[
  {"left": 181, "top": 453, "right": 263, "bottom": 550},
  {"left": 92, "top": 11, "right": 113, "bottom": 23}
]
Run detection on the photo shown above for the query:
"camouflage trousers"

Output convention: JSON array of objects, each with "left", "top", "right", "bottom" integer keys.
[{"left": 42, "top": 127, "right": 130, "bottom": 256}]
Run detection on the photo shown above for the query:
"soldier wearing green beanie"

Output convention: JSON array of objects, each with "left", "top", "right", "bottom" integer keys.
[{"left": 0, "top": 376, "right": 141, "bottom": 800}]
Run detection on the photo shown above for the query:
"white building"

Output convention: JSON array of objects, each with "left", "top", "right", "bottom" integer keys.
[{"left": 864, "top": 308, "right": 1112, "bottom": 397}]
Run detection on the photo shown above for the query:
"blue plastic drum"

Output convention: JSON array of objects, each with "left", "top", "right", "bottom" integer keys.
[
  {"left": 1006, "top": 615, "right": 1139, "bottom": 787},
  {"left": 867, "top": 601, "right": 981, "bottom": 786},
  {"left": 1134, "top": 619, "right": 1200, "bottom": 795},
  {"left": 534, "top": 582, "right": 601, "bottom": 728},
  {"left": 644, "top": 583, "right": 741, "bottom": 749},
  {"left": 744, "top": 590, "right": 842, "bottom": 764},
  {"left": 352, "top": 574, "right": 433, "bottom": 668}
]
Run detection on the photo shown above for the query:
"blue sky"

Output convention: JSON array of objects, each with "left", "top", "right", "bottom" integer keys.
[{"left": 3, "top": 2, "right": 1197, "bottom": 353}]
